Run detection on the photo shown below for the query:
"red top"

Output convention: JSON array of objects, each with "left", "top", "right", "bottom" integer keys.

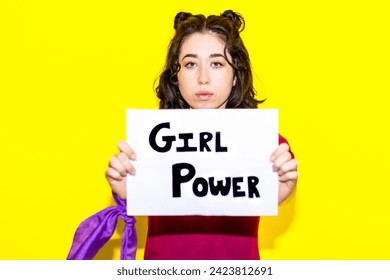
[{"left": 144, "top": 135, "right": 293, "bottom": 260}]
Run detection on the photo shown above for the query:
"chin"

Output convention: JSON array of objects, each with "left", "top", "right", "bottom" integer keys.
[
  {"left": 191, "top": 106, "right": 218, "bottom": 109},
  {"left": 190, "top": 103, "right": 222, "bottom": 109}
]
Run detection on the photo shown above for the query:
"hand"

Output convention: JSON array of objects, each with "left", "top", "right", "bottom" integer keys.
[
  {"left": 271, "top": 143, "right": 298, "bottom": 204},
  {"left": 105, "top": 141, "right": 137, "bottom": 200}
]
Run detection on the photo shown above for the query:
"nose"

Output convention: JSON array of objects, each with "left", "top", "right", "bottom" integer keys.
[{"left": 198, "top": 66, "right": 209, "bottom": 85}]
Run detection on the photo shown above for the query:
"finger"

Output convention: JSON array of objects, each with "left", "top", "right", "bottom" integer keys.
[
  {"left": 279, "top": 170, "right": 299, "bottom": 182},
  {"left": 118, "top": 141, "right": 136, "bottom": 160},
  {"left": 270, "top": 143, "right": 290, "bottom": 161},
  {"left": 108, "top": 156, "right": 128, "bottom": 177},
  {"left": 272, "top": 150, "right": 292, "bottom": 172},
  {"left": 117, "top": 152, "right": 136, "bottom": 175},
  {"left": 277, "top": 158, "right": 298, "bottom": 176},
  {"left": 105, "top": 167, "right": 123, "bottom": 181}
]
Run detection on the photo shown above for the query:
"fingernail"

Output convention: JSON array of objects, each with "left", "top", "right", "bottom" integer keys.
[{"left": 118, "top": 141, "right": 125, "bottom": 149}]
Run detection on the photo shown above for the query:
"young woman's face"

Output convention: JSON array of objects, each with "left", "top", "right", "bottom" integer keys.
[{"left": 177, "top": 32, "right": 236, "bottom": 109}]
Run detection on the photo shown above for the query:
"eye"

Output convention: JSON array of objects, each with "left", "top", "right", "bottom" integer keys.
[
  {"left": 211, "top": 61, "right": 223, "bottom": 68},
  {"left": 184, "top": 62, "right": 196, "bottom": 68}
]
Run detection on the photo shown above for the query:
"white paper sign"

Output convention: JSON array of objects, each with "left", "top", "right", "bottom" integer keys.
[{"left": 126, "top": 109, "right": 278, "bottom": 216}]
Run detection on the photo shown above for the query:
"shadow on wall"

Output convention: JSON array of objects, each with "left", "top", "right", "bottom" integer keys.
[{"left": 259, "top": 190, "right": 297, "bottom": 249}]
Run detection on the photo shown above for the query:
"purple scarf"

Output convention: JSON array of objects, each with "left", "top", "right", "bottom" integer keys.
[{"left": 67, "top": 194, "right": 136, "bottom": 260}]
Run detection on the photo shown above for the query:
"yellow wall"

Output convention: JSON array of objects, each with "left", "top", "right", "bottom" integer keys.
[{"left": 1, "top": 0, "right": 389, "bottom": 260}]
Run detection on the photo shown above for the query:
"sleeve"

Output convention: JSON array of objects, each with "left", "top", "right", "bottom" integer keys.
[{"left": 278, "top": 134, "right": 295, "bottom": 159}]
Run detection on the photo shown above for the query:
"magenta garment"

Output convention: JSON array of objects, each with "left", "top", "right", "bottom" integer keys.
[
  {"left": 67, "top": 193, "right": 136, "bottom": 260},
  {"left": 143, "top": 135, "right": 294, "bottom": 260},
  {"left": 145, "top": 216, "right": 261, "bottom": 260}
]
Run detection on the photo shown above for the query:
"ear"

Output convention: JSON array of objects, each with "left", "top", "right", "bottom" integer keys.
[{"left": 233, "top": 75, "right": 237, "bottom": 87}]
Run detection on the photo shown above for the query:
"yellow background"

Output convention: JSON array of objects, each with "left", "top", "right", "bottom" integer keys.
[{"left": 1, "top": 0, "right": 389, "bottom": 259}]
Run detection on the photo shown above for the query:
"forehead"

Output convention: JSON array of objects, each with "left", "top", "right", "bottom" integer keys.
[{"left": 179, "top": 32, "right": 226, "bottom": 57}]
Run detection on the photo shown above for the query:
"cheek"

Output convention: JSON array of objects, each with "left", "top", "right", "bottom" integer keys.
[
  {"left": 177, "top": 75, "right": 185, "bottom": 90},
  {"left": 217, "top": 73, "right": 234, "bottom": 92},
  {"left": 178, "top": 73, "right": 195, "bottom": 91},
  {"left": 223, "top": 85, "right": 233, "bottom": 96},
  {"left": 177, "top": 71, "right": 187, "bottom": 86},
  {"left": 177, "top": 75, "right": 191, "bottom": 99}
]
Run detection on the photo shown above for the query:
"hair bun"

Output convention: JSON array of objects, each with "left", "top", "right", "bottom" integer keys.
[
  {"left": 174, "top": 12, "right": 193, "bottom": 30},
  {"left": 221, "top": 10, "right": 245, "bottom": 32}
]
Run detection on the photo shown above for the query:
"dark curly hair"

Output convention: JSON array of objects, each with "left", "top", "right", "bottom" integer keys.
[{"left": 155, "top": 10, "right": 265, "bottom": 109}]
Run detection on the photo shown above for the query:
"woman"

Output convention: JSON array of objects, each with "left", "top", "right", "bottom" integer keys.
[{"left": 105, "top": 10, "right": 298, "bottom": 260}]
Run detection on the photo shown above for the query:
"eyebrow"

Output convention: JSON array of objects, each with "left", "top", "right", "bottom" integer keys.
[{"left": 181, "top": 53, "right": 226, "bottom": 60}]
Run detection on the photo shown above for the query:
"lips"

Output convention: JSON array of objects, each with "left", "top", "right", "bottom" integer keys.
[{"left": 195, "top": 92, "right": 213, "bottom": 100}]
